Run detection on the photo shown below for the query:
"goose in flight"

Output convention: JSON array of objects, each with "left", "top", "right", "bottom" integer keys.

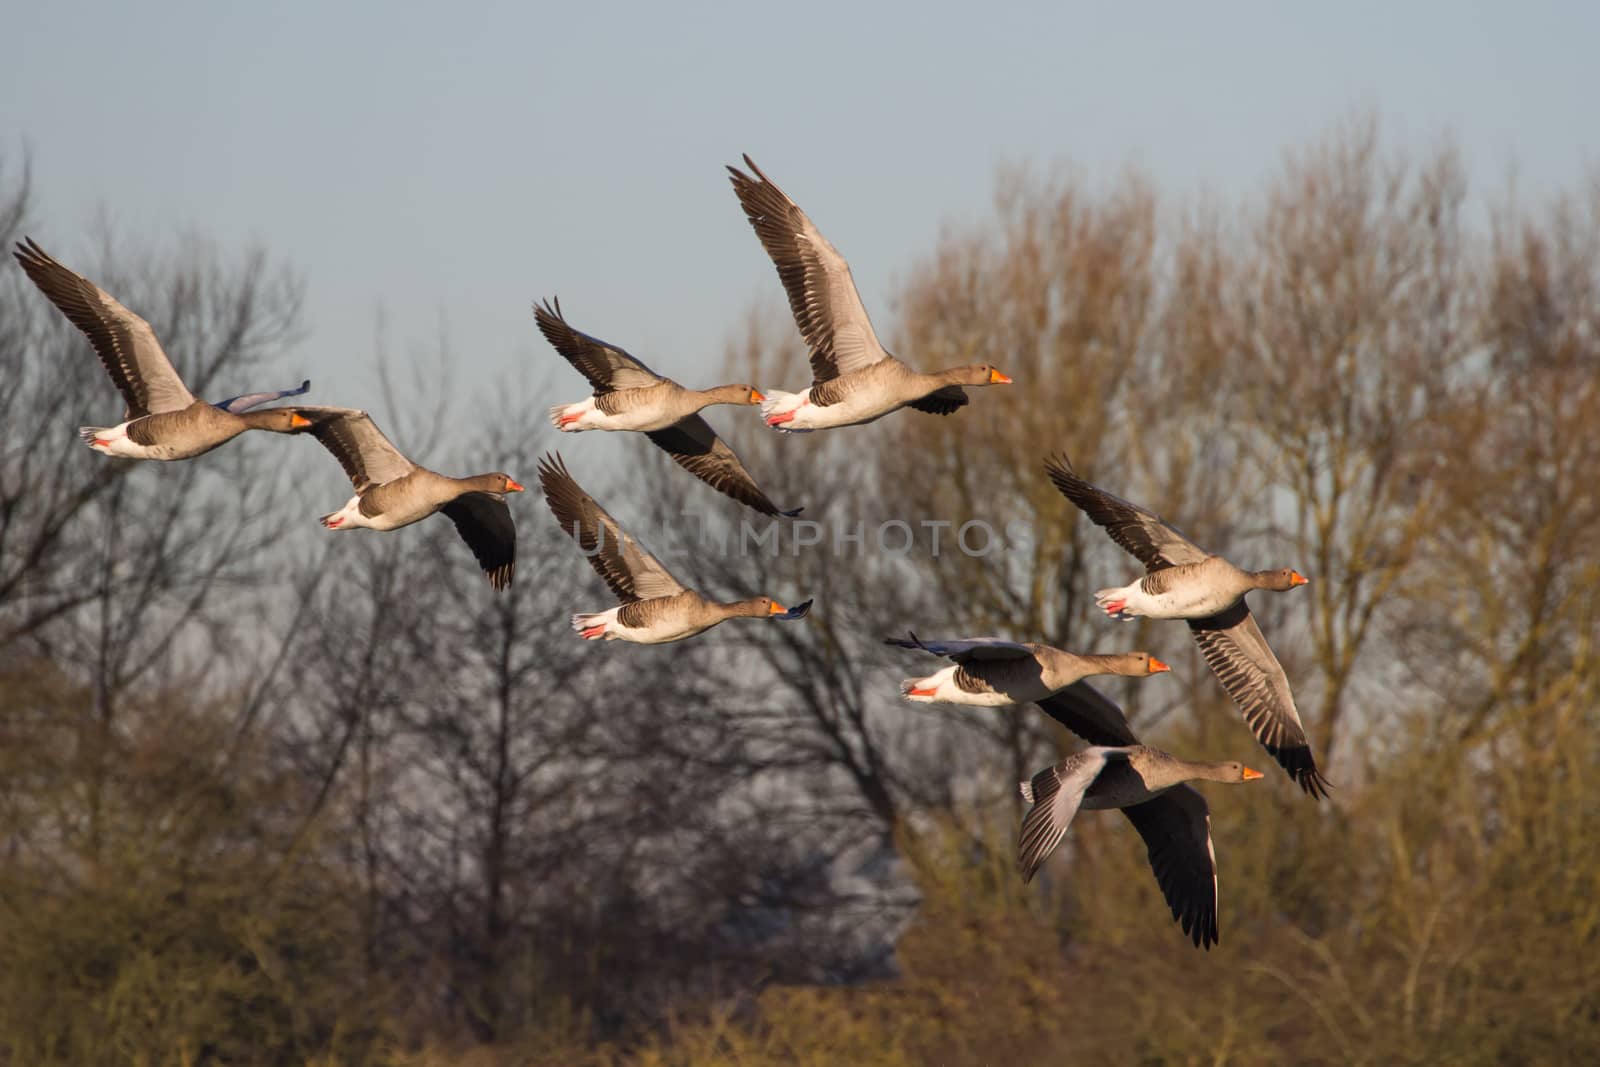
[
  {"left": 296, "top": 407, "right": 522, "bottom": 590},
  {"left": 537, "top": 453, "right": 811, "bottom": 643},
  {"left": 1045, "top": 455, "right": 1327, "bottom": 797},
  {"left": 726, "top": 156, "right": 1011, "bottom": 432},
  {"left": 535, "top": 298, "right": 799, "bottom": 517},
  {"left": 884, "top": 633, "right": 1169, "bottom": 706},
  {"left": 13, "top": 237, "right": 311, "bottom": 459},
  {"left": 1019, "top": 681, "right": 1263, "bottom": 949}
]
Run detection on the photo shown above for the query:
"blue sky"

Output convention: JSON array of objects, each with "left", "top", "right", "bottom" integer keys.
[{"left": 5, "top": 0, "right": 1596, "bottom": 416}]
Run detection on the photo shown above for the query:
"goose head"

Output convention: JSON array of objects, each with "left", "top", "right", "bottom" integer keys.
[
  {"left": 1140, "top": 653, "right": 1172, "bottom": 675},
  {"left": 738, "top": 596, "right": 813, "bottom": 620},
  {"left": 245, "top": 408, "right": 315, "bottom": 432},
  {"left": 953, "top": 364, "right": 1012, "bottom": 387},
  {"left": 706, "top": 383, "right": 765, "bottom": 405},
  {"left": 1257, "top": 568, "right": 1309, "bottom": 592},
  {"left": 1094, "top": 651, "right": 1173, "bottom": 676},
  {"left": 1200, "top": 760, "right": 1265, "bottom": 784},
  {"left": 482, "top": 473, "right": 525, "bottom": 494}
]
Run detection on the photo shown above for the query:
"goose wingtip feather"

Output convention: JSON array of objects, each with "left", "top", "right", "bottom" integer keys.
[{"left": 774, "top": 598, "right": 813, "bottom": 621}]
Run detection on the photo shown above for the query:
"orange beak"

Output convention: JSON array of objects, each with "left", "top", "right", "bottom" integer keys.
[
  {"left": 1290, "top": 571, "right": 1309, "bottom": 586},
  {"left": 988, "top": 369, "right": 1013, "bottom": 385},
  {"left": 1148, "top": 657, "right": 1171, "bottom": 674},
  {"left": 1241, "top": 767, "right": 1265, "bottom": 781},
  {"left": 290, "top": 412, "right": 312, "bottom": 429},
  {"left": 750, "top": 389, "right": 766, "bottom": 403},
  {"left": 506, "top": 479, "right": 525, "bottom": 493},
  {"left": 768, "top": 601, "right": 787, "bottom": 615}
]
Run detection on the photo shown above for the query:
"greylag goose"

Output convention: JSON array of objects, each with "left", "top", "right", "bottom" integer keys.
[
  {"left": 537, "top": 453, "right": 811, "bottom": 643},
  {"left": 535, "top": 298, "right": 800, "bottom": 517},
  {"left": 726, "top": 156, "right": 1012, "bottom": 432},
  {"left": 1045, "top": 455, "right": 1328, "bottom": 797},
  {"left": 884, "top": 633, "right": 1169, "bottom": 705},
  {"left": 1033, "top": 683, "right": 1223, "bottom": 943},
  {"left": 1019, "top": 682, "right": 1263, "bottom": 949},
  {"left": 295, "top": 407, "right": 522, "bottom": 590},
  {"left": 13, "top": 238, "right": 313, "bottom": 458}
]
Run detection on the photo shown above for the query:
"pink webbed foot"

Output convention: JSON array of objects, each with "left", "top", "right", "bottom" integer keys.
[
  {"left": 580, "top": 624, "right": 607, "bottom": 640},
  {"left": 1103, "top": 599, "right": 1126, "bottom": 617}
]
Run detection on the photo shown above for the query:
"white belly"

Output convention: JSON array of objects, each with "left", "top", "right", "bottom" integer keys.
[
  {"left": 554, "top": 392, "right": 687, "bottom": 433},
  {"left": 1139, "top": 583, "right": 1242, "bottom": 619},
  {"left": 321, "top": 494, "right": 433, "bottom": 532},
  {"left": 601, "top": 407, "right": 682, "bottom": 432},
  {"left": 81, "top": 421, "right": 190, "bottom": 460},
  {"left": 575, "top": 606, "right": 717, "bottom": 645},
  {"left": 788, "top": 389, "right": 900, "bottom": 430},
  {"left": 1100, "top": 570, "right": 1245, "bottom": 621},
  {"left": 620, "top": 612, "right": 720, "bottom": 644},
  {"left": 901, "top": 665, "right": 1048, "bottom": 706}
]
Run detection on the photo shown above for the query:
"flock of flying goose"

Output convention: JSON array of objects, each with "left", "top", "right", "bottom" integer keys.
[{"left": 12, "top": 155, "right": 1324, "bottom": 949}]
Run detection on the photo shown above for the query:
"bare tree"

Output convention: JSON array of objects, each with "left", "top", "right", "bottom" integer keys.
[
  {"left": 0, "top": 178, "right": 305, "bottom": 654},
  {"left": 1216, "top": 117, "right": 1475, "bottom": 764}
]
